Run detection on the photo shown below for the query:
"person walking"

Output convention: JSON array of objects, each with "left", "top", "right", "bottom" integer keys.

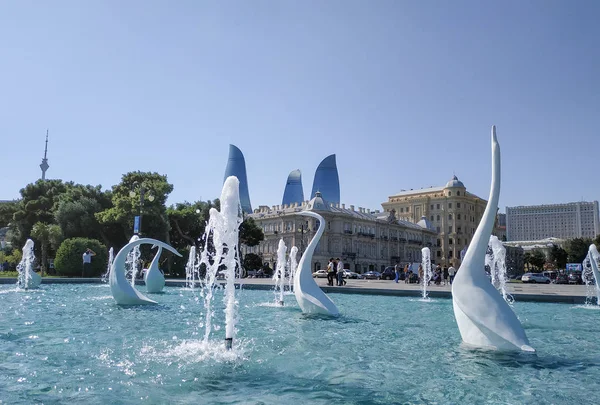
[
  {"left": 404, "top": 264, "right": 410, "bottom": 284},
  {"left": 337, "top": 258, "right": 346, "bottom": 286},
  {"left": 418, "top": 264, "right": 424, "bottom": 285},
  {"left": 443, "top": 267, "right": 449, "bottom": 286},
  {"left": 327, "top": 258, "right": 335, "bottom": 286},
  {"left": 394, "top": 263, "right": 400, "bottom": 283},
  {"left": 82, "top": 248, "right": 96, "bottom": 277},
  {"left": 448, "top": 265, "right": 456, "bottom": 284}
]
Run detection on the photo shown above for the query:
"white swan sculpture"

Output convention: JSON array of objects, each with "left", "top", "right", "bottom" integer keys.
[
  {"left": 587, "top": 245, "right": 600, "bottom": 301},
  {"left": 144, "top": 246, "right": 165, "bottom": 293},
  {"left": 293, "top": 211, "right": 339, "bottom": 316},
  {"left": 452, "top": 126, "right": 534, "bottom": 352},
  {"left": 110, "top": 238, "right": 181, "bottom": 305}
]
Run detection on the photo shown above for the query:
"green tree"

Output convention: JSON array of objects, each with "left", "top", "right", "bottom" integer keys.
[
  {"left": 96, "top": 171, "right": 173, "bottom": 247},
  {"left": 564, "top": 237, "right": 593, "bottom": 264},
  {"left": 54, "top": 184, "right": 117, "bottom": 246},
  {"left": 167, "top": 200, "right": 218, "bottom": 250},
  {"left": 243, "top": 253, "right": 263, "bottom": 272},
  {"left": 529, "top": 250, "right": 546, "bottom": 271},
  {"left": 523, "top": 252, "right": 532, "bottom": 271},
  {"left": 30, "top": 222, "right": 63, "bottom": 276},
  {"left": 54, "top": 238, "right": 107, "bottom": 277},
  {"left": 240, "top": 217, "right": 264, "bottom": 247},
  {"left": 0, "top": 200, "right": 19, "bottom": 228},
  {"left": 549, "top": 244, "right": 568, "bottom": 270},
  {"left": 9, "top": 180, "right": 68, "bottom": 247}
]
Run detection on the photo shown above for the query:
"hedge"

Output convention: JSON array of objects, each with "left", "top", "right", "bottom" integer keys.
[{"left": 54, "top": 238, "right": 108, "bottom": 277}]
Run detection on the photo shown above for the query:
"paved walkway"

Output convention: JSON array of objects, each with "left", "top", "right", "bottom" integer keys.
[{"left": 0, "top": 276, "right": 592, "bottom": 304}]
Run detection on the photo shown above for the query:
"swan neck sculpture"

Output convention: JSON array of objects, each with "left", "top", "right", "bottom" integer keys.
[
  {"left": 144, "top": 246, "right": 165, "bottom": 293},
  {"left": 452, "top": 126, "right": 534, "bottom": 352},
  {"left": 293, "top": 211, "right": 339, "bottom": 316},
  {"left": 110, "top": 238, "right": 181, "bottom": 305}
]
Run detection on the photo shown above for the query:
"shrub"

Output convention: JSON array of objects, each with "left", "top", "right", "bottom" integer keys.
[{"left": 54, "top": 238, "right": 107, "bottom": 277}]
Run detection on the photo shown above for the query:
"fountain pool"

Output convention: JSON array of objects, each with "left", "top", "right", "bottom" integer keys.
[{"left": 1, "top": 284, "right": 599, "bottom": 404}]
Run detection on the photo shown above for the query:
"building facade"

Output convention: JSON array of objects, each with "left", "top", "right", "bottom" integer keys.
[
  {"left": 311, "top": 154, "right": 340, "bottom": 205},
  {"left": 244, "top": 192, "right": 437, "bottom": 274},
  {"left": 506, "top": 201, "right": 600, "bottom": 241},
  {"left": 381, "top": 175, "right": 488, "bottom": 268},
  {"left": 223, "top": 144, "right": 253, "bottom": 214}
]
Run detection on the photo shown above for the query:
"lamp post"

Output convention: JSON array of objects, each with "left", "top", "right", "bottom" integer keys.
[
  {"left": 297, "top": 222, "right": 306, "bottom": 256},
  {"left": 130, "top": 182, "right": 155, "bottom": 236}
]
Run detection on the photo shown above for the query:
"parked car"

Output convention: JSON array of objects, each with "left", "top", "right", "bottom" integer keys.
[
  {"left": 381, "top": 267, "right": 397, "bottom": 280},
  {"left": 363, "top": 271, "right": 382, "bottom": 280},
  {"left": 554, "top": 273, "right": 569, "bottom": 284},
  {"left": 568, "top": 271, "right": 583, "bottom": 285},
  {"left": 312, "top": 270, "right": 328, "bottom": 278},
  {"left": 343, "top": 270, "right": 362, "bottom": 279},
  {"left": 521, "top": 273, "right": 551, "bottom": 283}
]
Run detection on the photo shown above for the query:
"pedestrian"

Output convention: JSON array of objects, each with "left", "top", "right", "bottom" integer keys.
[
  {"left": 404, "top": 264, "right": 410, "bottom": 284},
  {"left": 418, "top": 264, "right": 424, "bottom": 284},
  {"left": 443, "top": 267, "right": 449, "bottom": 285},
  {"left": 327, "top": 258, "right": 335, "bottom": 286},
  {"left": 394, "top": 263, "right": 400, "bottom": 283},
  {"left": 82, "top": 248, "right": 96, "bottom": 277},
  {"left": 448, "top": 265, "right": 456, "bottom": 284},
  {"left": 337, "top": 258, "right": 346, "bottom": 286}
]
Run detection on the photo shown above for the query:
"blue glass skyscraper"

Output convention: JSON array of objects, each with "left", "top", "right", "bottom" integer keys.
[
  {"left": 223, "top": 144, "right": 253, "bottom": 214},
  {"left": 281, "top": 169, "right": 304, "bottom": 205},
  {"left": 311, "top": 154, "right": 340, "bottom": 205}
]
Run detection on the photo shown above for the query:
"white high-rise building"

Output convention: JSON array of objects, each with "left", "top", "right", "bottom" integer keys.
[{"left": 506, "top": 201, "right": 600, "bottom": 241}]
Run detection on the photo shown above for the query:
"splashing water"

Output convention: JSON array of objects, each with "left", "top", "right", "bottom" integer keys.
[
  {"left": 488, "top": 236, "right": 514, "bottom": 305},
  {"left": 273, "top": 239, "right": 287, "bottom": 305},
  {"left": 126, "top": 235, "right": 141, "bottom": 287},
  {"left": 421, "top": 247, "right": 432, "bottom": 300},
  {"left": 16, "top": 239, "right": 38, "bottom": 290},
  {"left": 185, "top": 246, "right": 200, "bottom": 289},
  {"left": 101, "top": 247, "right": 114, "bottom": 283},
  {"left": 287, "top": 246, "right": 298, "bottom": 293},
  {"left": 198, "top": 176, "right": 243, "bottom": 349},
  {"left": 582, "top": 253, "right": 599, "bottom": 306}
]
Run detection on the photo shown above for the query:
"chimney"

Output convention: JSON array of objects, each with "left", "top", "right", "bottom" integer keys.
[
  {"left": 350, "top": 205, "right": 355, "bottom": 211},
  {"left": 342, "top": 204, "right": 345, "bottom": 209}
]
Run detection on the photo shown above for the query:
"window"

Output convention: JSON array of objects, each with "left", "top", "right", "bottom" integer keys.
[
  {"left": 449, "top": 192, "right": 452, "bottom": 196},
  {"left": 449, "top": 226, "right": 453, "bottom": 233},
  {"left": 400, "top": 208, "right": 404, "bottom": 213},
  {"left": 437, "top": 215, "right": 440, "bottom": 221},
  {"left": 430, "top": 204, "right": 434, "bottom": 210},
  {"left": 449, "top": 203, "right": 452, "bottom": 209},
  {"left": 457, "top": 238, "right": 461, "bottom": 245},
  {"left": 437, "top": 251, "right": 441, "bottom": 258},
  {"left": 437, "top": 204, "right": 440, "bottom": 209},
  {"left": 457, "top": 214, "right": 461, "bottom": 220},
  {"left": 437, "top": 238, "right": 441, "bottom": 247},
  {"left": 457, "top": 227, "right": 462, "bottom": 234},
  {"left": 436, "top": 226, "right": 441, "bottom": 233},
  {"left": 449, "top": 251, "right": 453, "bottom": 258},
  {"left": 457, "top": 191, "right": 460, "bottom": 196},
  {"left": 457, "top": 203, "right": 461, "bottom": 208},
  {"left": 407, "top": 207, "right": 410, "bottom": 212},
  {"left": 449, "top": 238, "right": 453, "bottom": 245},
  {"left": 430, "top": 215, "right": 434, "bottom": 221},
  {"left": 449, "top": 214, "right": 453, "bottom": 220}
]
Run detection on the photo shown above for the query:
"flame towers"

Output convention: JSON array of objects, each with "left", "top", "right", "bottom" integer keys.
[
  {"left": 223, "top": 144, "right": 252, "bottom": 214},
  {"left": 310, "top": 154, "right": 340, "bottom": 205},
  {"left": 282, "top": 169, "right": 305, "bottom": 206}
]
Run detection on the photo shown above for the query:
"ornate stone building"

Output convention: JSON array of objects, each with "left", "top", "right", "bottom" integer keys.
[
  {"left": 243, "top": 192, "right": 437, "bottom": 274},
  {"left": 381, "top": 175, "right": 488, "bottom": 268}
]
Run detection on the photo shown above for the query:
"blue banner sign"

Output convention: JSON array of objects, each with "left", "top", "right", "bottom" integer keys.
[
  {"left": 134, "top": 216, "right": 140, "bottom": 234},
  {"left": 566, "top": 263, "right": 582, "bottom": 272}
]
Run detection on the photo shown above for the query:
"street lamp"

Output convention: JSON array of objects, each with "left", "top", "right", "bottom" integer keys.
[
  {"left": 129, "top": 181, "right": 155, "bottom": 236},
  {"left": 296, "top": 222, "right": 307, "bottom": 256}
]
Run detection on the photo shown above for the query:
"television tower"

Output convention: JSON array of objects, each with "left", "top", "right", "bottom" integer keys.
[{"left": 40, "top": 130, "right": 49, "bottom": 180}]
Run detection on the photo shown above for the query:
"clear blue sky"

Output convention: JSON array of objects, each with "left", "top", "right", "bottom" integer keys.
[{"left": 1, "top": 1, "right": 598, "bottom": 213}]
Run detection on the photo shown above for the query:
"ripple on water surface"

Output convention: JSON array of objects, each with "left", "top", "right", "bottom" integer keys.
[{"left": 0, "top": 284, "right": 599, "bottom": 404}]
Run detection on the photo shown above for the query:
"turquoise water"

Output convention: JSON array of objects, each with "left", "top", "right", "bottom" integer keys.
[{"left": 1, "top": 284, "right": 599, "bottom": 404}]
